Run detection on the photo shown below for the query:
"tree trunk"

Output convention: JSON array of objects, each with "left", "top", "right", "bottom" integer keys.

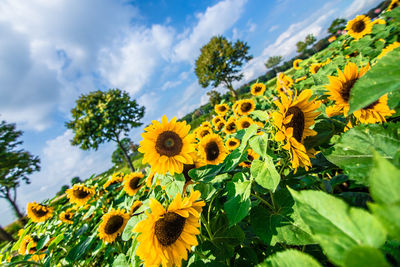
[
  {"left": 0, "top": 226, "right": 14, "bottom": 242},
  {"left": 115, "top": 134, "right": 135, "bottom": 172},
  {"left": 5, "top": 191, "right": 25, "bottom": 221},
  {"left": 226, "top": 84, "right": 238, "bottom": 100}
]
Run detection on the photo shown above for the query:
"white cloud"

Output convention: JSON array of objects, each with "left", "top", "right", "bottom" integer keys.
[
  {"left": 269, "top": 25, "right": 279, "bottom": 32},
  {"left": 344, "top": 0, "right": 382, "bottom": 18},
  {"left": 173, "top": 0, "right": 247, "bottom": 63}
]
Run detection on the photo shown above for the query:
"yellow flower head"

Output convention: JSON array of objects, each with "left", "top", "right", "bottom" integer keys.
[
  {"left": 134, "top": 190, "right": 205, "bottom": 267},
  {"left": 388, "top": 0, "right": 400, "bottom": 11},
  {"left": 98, "top": 208, "right": 130, "bottom": 243},
  {"left": 345, "top": 15, "right": 372, "bottom": 40},
  {"left": 226, "top": 137, "right": 240, "bottom": 150},
  {"left": 27, "top": 202, "right": 53, "bottom": 223},
  {"left": 60, "top": 210, "right": 74, "bottom": 224},
  {"left": 293, "top": 59, "right": 303, "bottom": 70},
  {"left": 130, "top": 200, "right": 143, "bottom": 215},
  {"left": 19, "top": 235, "right": 36, "bottom": 255},
  {"left": 195, "top": 126, "right": 213, "bottom": 140},
  {"left": 237, "top": 116, "right": 255, "bottom": 130},
  {"left": 215, "top": 103, "right": 229, "bottom": 116},
  {"left": 198, "top": 133, "right": 228, "bottom": 165},
  {"left": 139, "top": 115, "right": 195, "bottom": 175},
  {"left": 309, "top": 63, "right": 323, "bottom": 74},
  {"left": 212, "top": 116, "right": 225, "bottom": 126},
  {"left": 236, "top": 99, "right": 256, "bottom": 116},
  {"left": 66, "top": 184, "right": 95, "bottom": 206},
  {"left": 378, "top": 42, "right": 400, "bottom": 59},
  {"left": 251, "top": 83, "right": 266, "bottom": 96},
  {"left": 224, "top": 117, "right": 238, "bottom": 135},
  {"left": 123, "top": 172, "right": 144, "bottom": 196},
  {"left": 239, "top": 149, "right": 260, "bottom": 168}
]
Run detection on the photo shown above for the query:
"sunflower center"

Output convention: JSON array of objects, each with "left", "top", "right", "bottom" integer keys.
[
  {"left": 363, "top": 100, "right": 380, "bottom": 110},
  {"left": 352, "top": 20, "right": 366, "bottom": 33},
  {"left": 200, "top": 130, "right": 210, "bottom": 138},
  {"left": 254, "top": 86, "right": 262, "bottom": 92},
  {"left": 183, "top": 164, "right": 195, "bottom": 183},
  {"left": 284, "top": 107, "right": 305, "bottom": 143},
  {"left": 156, "top": 131, "right": 183, "bottom": 157},
  {"left": 248, "top": 155, "right": 254, "bottom": 161},
  {"left": 226, "top": 122, "right": 236, "bottom": 131},
  {"left": 32, "top": 207, "right": 48, "bottom": 217},
  {"left": 340, "top": 78, "right": 358, "bottom": 102},
  {"left": 219, "top": 106, "right": 227, "bottom": 112},
  {"left": 216, "top": 123, "right": 224, "bottom": 131},
  {"left": 241, "top": 121, "right": 251, "bottom": 128},
  {"left": 104, "top": 215, "right": 124, "bottom": 234},
  {"left": 229, "top": 141, "right": 237, "bottom": 146},
  {"left": 65, "top": 213, "right": 72, "bottom": 220},
  {"left": 73, "top": 188, "right": 90, "bottom": 199},
  {"left": 129, "top": 177, "right": 141, "bottom": 190},
  {"left": 155, "top": 212, "right": 186, "bottom": 246},
  {"left": 241, "top": 103, "right": 252, "bottom": 113},
  {"left": 205, "top": 141, "right": 220, "bottom": 161}
]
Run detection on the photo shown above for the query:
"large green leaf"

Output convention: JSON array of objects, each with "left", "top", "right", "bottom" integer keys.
[
  {"left": 348, "top": 48, "right": 400, "bottom": 113},
  {"left": 66, "top": 232, "right": 97, "bottom": 262},
  {"left": 224, "top": 180, "right": 251, "bottom": 226},
  {"left": 160, "top": 173, "right": 185, "bottom": 197},
  {"left": 257, "top": 249, "right": 322, "bottom": 267},
  {"left": 122, "top": 213, "right": 146, "bottom": 241},
  {"left": 322, "top": 123, "right": 400, "bottom": 185},
  {"left": 113, "top": 254, "right": 129, "bottom": 267},
  {"left": 344, "top": 246, "right": 390, "bottom": 267},
  {"left": 369, "top": 202, "right": 400, "bottom": 241},
  {"left": 250, "top": 158, "right": 280, "bottom": 192},
  {"left": 289, "top": 188, "right": 386, "bottom": 265},
  {"left": 249, "top": 134, "right": 269, "bottom": 158},
  {"left": 250, "top": 188, "right": 313, "bottom": 246}
]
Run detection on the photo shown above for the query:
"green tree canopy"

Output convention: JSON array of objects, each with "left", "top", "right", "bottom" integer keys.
[
  {"left": 111, "top": 137, "right": 137, "bottom": 166},
  {"left": 328, "top": 18, "right": 347, "bottom": 35},
  {"left": 296, "top": 34, "right": 317, "bottom": 53},
  {"left": 195, "top": 35, "right": 253, "bottom": 99},
  {"left": 207, "top": 90, "right": 222, "bottom": 106},
  {"left": 265, "top": 56, "right": 282, "bottom": 69},
  {"left": 66, "top": 89, "right": 145, "bottom": 172},
  {"left": 0, "top": 120, "right": 40, "bottom": 220}
]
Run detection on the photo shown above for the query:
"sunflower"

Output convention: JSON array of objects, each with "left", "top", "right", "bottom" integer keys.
[
  {"left": 103, "top": 172, "right": 124, "bottom": 189},
  {"left": 276, "top": 73, "right": 294, "bottom": 94},
  {"left": 19, "top": 235, "right": 35, "bottom": 255},
  {"left": 98, "top": 209, "right": 130, "bottom": 243},
  {"left": 293, "top": 59, "right": 303, "bottom": 70},
  {"left": 123, "top": 172, "right": 144, "bottom": 196},
  {"left": 59, "top": 210, "right": 74, "bottom": 224},
  {"left": 309, "top": 63, "right": 323, "bottom": 74},
  {"left": 130, "top": 200, "right": 143, "bottom": 215},
  {"left": 325, "top": 62, "right": 394, "bottom": 123},
  {"left": 212, "top": 116, "right": 225, "bottom": 126},
  {"left": 237, "top": 116, "right": 255, "bottom": 130},
  {"left": 378, "top": 42, "right": 400, "bottom": 59},
  {"left": 295, "top": 76, "right": 307, "bottom": 83},
  {"left": 388, "top": 0, "right": 400, "bottom": 11},
  {"left": 226, "top": 137, "right": 240, "bottom": 150},
  {"left": 372, "top": 18, "right": 386, "bottom": 25},
  {"left": 273, "top": 89, "right": 320, "bottom": 171},
  {"left": 224, "top": 117, "right": 238, "bottom": 134},
  {"left": 236, "top": 99, "right": 256, "bottom": 116},
  {"left": 134, "top": 190, "right": 205, "bottom": 267},
  {"left": 215, "top": 104, "right": 229, "bottom": 116},
  {"left": 345, "top": 15, "right": 372, "bottom": 40},
  {"left": 239, "top": 149, "right": 260, "bottom": 168},
  {"left": 195, "top": 126, "right": 213, "bottom": 140},
  {"left": 200, "top": 121, "right": 212, "bottom": 128},
  {"left": 66, "top": 184, "right": 95, "bottom": 206},
  {"left": 328, "top": 36, "right": 337, "bottom": 43},
  {"left": 139, "top": 115, "right": 195, "bottom": 175},
  {"left": 214, "top": 121, "right": 226, "bottom": 132},
  {"left": 198, "top": 133, "right": 228, "bottom": 165},
  {"left": 251, "top": 82, "right": 266, "bottom": 96},
  {"left": 27, "top": 202, "right": 53, "bottom": 223}
]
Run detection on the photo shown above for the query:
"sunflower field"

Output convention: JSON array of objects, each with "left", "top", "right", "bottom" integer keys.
[{"left": 2, "top": 3, "right": 400, "bottom": 267}]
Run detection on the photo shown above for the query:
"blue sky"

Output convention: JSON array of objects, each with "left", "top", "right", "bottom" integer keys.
[{"left": 0, "top": 0, "right": 381, "bottom": 225}]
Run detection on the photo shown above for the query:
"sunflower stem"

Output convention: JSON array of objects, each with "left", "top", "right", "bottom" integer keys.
[
  {"left": 201, "top": 214, "right": 213, "bottom": 240},
  {"left": 251, "top": 193, "right": 274, "bottom": 211}
]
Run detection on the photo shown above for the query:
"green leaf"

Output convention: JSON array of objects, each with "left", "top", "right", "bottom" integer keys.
[
  {"left": 289, "top": 188, "right": 386, "bottom": 265},
  {"left": 250, "top": 157, "right": 280, "bottom": 192},
  {"left": 322, "top": 123, "right": 400, "bottom": 185},
  {"left": 122, "top": 214, "right": 146, "bottom": 241},
  {"left": 239, "top": 124, "right": 258, "bottom": 150},
  {"left": 36, "top": 235, "right": 50, "bottom": 251},
  {"left": 66, "top": 233, "right": 97, "bottom": 262},
  {"left": 251, "top": 110, "right": 269, "bottom": 121},
  {"left": 250, "top": 188, "right": 314, "bottom": 246},
  {"left": 258, "top": 249, "right": 322, "bottom": 267},
  {"left": 47, "top": 233, "right": 64, "bottom": 252},
  {"left": 369, "top": 151, "right": 400, "bottom": 204},
  {"left": 224, "top": 180, "right": 251, "bottom": 226},
  {"left": 113, "top": 254, "right": 129, "bottom": 267},
  {"left": 369, "top": 202, "right": 400, "bottom": 241},
  {"left": 348, "top": 48, "right": 400, "bottom": 113},
  {"left": 160, "top": 173, "right": 185, "bottom": 197},
  {"left": 189, "top": 164, "right": 224, "bottom": 182},
  {"left": 249, "top": 134, "right": 269, "bottom": 158},
  {"left": 344, "top": 246, "right": 390, "bottom": 267},
  {"left": 223, "top": 149, "right": 247, "bottom": 172}
]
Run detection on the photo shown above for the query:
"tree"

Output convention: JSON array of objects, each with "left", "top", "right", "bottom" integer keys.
[
  {"left": 111, "top": 137, "right": 136, "bottom": 165},
  {"left": 265, "top": 56, "right": 282, "bottom": 69},
  {"left": 328, "top": 18, "right": 347, "bottom": 35},
  {"left": 207, "top": 90, "right": 222, "bottom": 106},
  {"left": 195, "top": 36, "right": 253, "bottom": 100},
  {"left": 0, "top": 120, "right": 40, "bottom": 220},
  {"left": 66, "top": 89, "right": 145, "bottom": 172},
  {"left": 296, "top": 34, "right": 316, "bottom": 53},
  {"left": 56, "top": 185, "right": 69, "bottom": 196}
]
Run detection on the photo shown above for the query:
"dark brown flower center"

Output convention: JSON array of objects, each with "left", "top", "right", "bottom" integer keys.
[
  {"left": 155, "top": 212, "right": 186, "bottom": 246},
  {"left": 313, "top": 65, "right": 321, "bottom": 73},
  {"left": 205, "top": 141, "right": 220, "bottom": 161},
  {"left": 200, "top": 129, "right": 210, "bottom": 138},
  {"left": 183, "top": 164, "right": 195, "bottom": 183},
  {"left": 131, "top": 203, "right": 142, "bottom": 214},
  {"left": 64, "top": 213, "right": 72, "bottom": 220},
  {"left": 340, "top": 78, "right": 358, "bottom": 102},
  {"left": 32, "top": 206, "right": 48, "bottom": 217},
  {"left": 241, "top": 121, "right": 251, "bottom": 129},
  {"left": 226, "top": 122, "right": 236, "bottom": 132},
  {"left": 218, "top": 106, "right": 227, "bottom": 112},
  {"left": 254, "top": 86, "right": 262, "bottom": 92},
  {"left": 248, "top": 154, "right": 254, "bottom": 161},
  {"left": 363, "top": 100, "right": 380, "bottom": 110},
  {"left": 104, "top": 215, "right": 124, "bottom": 234},
  {"left": 73, "top": 188, "right": 90, "bottom": 199},
  {"left": 229, "top": 141, "right": 237, "bottom": 147},
  {"left": 352, "top": 20, "right": 366, "bottom": 33},
  {"left": 216, "top": 122, "right": 224, "bottom": 131},
  {"left": 284, "top": 107, "right": 305, "bottom": 143},
  {"left": 241, "top": 102, "right": 252, "bottom": 113},
  {"left": 129, "top": 177, "right": 141, "bottom": 190},
  {"left": 156, "top": 131, "right": 183, "bottom": 157},
  {"left": 214, "top": 117, "right": 221, "bottom": 124}
]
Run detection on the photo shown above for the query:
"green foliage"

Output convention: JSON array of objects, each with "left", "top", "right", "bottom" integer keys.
[
  {"left": 349, "top": 48, "right": 400, "bottom": 113},
  {"left": 112, "top": 138, "right": 136, "bottom": 165},
  {"left": 66, "top": 88, "right": 144, "bottom": 150},
  {"left": 258, "top": 249, "right": 322, "bottom": 267},
  {"left": 207, "top": 90, "right": 222, "bottom": 106},
  {"left": 265, "top": 56, "right": 282, "bottom": 69},
  {"left": 195, "top": 35, "right": 252, "bottom": 98},
  {"left": 328, "top": 18, "right": 347, "bottom": 35}
]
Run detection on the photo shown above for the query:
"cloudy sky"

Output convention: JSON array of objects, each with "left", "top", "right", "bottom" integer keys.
[{"left": 0, "top": 0, "right": 381, "bottom": 225}]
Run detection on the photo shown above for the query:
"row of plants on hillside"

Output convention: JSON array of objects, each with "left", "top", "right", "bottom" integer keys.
[{"left": 1, "top": 2, "right": 400, "bottom": 266}]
